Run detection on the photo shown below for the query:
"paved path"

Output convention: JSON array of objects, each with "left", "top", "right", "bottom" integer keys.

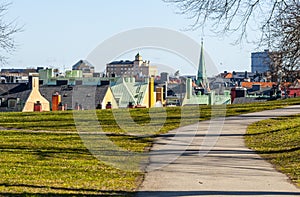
[{"left": 137, "top": 105, "right": 300, "bottom": 197}]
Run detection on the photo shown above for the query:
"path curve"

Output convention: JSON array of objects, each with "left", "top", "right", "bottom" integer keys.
[{"left": 137, "top": 105, "right": 300, "bottom": 197}]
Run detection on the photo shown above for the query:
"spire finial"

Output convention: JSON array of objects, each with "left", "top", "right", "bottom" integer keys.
[{"left": 196, "top": 37, "right": 208, "bottom": 89}]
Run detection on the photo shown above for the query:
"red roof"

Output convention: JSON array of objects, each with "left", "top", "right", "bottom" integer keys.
[
  {"left": 241, "top": 82, "right": 276, "bottom": 88},
  {"left": 224, "top": 73, "right": 233, "bottom": 79}
]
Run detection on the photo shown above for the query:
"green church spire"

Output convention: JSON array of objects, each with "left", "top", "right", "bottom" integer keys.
[{"left": 196, "top": 39, "right": 208, "bottom": 88}]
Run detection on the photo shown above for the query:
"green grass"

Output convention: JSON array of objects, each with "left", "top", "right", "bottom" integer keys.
[
  {"left": 0, "top": 97, "right": 299, "bottom": 195},
  {"left": 0, "top": 131, "right": 147, "bottom": 196},
  {"left": 246, "top": 115, "right": 300, "bottom": 187},
  {"left": 0, "top": 97, "right": 299, "bottom": 132}
]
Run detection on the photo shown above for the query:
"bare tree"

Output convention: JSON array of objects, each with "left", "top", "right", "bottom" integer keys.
[
  {"left": 164, "top": 1, "right": 289, "bottom": 40},
  {"left": 0, "top": 1, "right": 22, "bottom": 65},
  {"left": 266, "top": 1, "right": 300, "bottom": 82},
  {"left": 164, "top": 0, "right": 300, "bottom": 81}
]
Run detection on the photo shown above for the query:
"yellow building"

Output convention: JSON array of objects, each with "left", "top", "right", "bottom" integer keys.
[{"left": 22, "top": 74, "right": 50, "bottom": 112}]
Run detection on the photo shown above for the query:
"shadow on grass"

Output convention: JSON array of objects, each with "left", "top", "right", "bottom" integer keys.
[
  {"left": 0, "top": 146, "right": 89, "bottom": 156},
  {"left": 245, "top": 128, "right": 284, "bottom": 137},
  {"left": 7, "top": 123, "right": 76, "bottom": 131},
  {"left": 0, "top": 183, "right": 134, "bottom": 196},
  {"left": 245, "top": 126, "right": 296, "bottom": 137},
  {"left": 256, "top": 146, "right": 300, "bottom": 154}
]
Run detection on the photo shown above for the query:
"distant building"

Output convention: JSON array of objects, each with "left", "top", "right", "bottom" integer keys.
[
  {"left": 0, "top": 68, "right": 36, "bottom": 76},
  {"left": 0, "top": 74, "right": 50, "bottom": 112},
  {"left": 38, "top": 67, "right": 118, "bottom": 86},
  {"left": 72, "top": 60, "right": 95, "bottom": 78},
  {"left": 0, "top": 68, "right": 37, "bottom": 83},
  {"left": 106, "top": 53, "right": 158, "bottom": 78},
  {"left": 40, "top": 84, "right": 118, "bottom": 110},
  {"left": 182, "top": 78, "right": 231, "bottom": 105},
  {"left": 160, "top": 72, "right": 169, "bottom": 83},
  {"left": 251, "top": 50, "right": 271, "bottom": 73},
  {"left": 110, "top": 77, "right": 155, "bottom": 108},
  {"left": 286, "top": 79, "right": 300, "bottom": 98},
  {"left": 39, "top": 68, "right": 83, "bottom": 85},
  {"left": 196, "top": 41, "right": 209, "bottom": 89}
]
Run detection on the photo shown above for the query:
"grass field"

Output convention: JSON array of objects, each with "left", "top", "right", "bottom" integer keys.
[
  {"left": 0, "top": 131, "right": 143, "bottom": 196},
  {"left": 1, "top": 97, "right": 300, "bottom": 132},
  {"left": 0, "top": 97, "right": 299, "bottom": 195},
  {"left": 246, "top": 115, "right": 300, "bottom": 187}
]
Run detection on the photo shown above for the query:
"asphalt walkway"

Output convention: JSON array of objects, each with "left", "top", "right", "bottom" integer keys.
[{"left": 137, "top": 105, "right": 300, "bottom": 197}]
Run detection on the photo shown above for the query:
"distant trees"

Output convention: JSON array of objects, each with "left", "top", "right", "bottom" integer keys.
[
  {"left": 0, "top": 2, "right": 22, "bottom": 65},
  {"left": 164, "top": 0, "right": 300, "bottom": 81}
]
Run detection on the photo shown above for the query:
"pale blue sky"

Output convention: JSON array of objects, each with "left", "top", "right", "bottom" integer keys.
[{"left": 5, "top": 0, "right": 261, "bottom": 74}]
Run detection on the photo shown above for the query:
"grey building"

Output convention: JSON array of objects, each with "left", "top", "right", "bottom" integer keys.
[
  {"left": 160, "top": 72, "right": 169, "bottom": 83},
  {"left": 251, "top": 50, "right": 271, "bottom": 73}
]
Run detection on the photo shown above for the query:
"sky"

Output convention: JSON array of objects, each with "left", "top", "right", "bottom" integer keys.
[{"left": 4, "top": 0, "right": 263, "bottom": 75}]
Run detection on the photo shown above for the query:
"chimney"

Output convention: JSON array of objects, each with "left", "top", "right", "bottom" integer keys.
[
  {"left": 52, "top": 92, "right": 61, "bottom": 111},
  {"left": 244, "top": 71, "right": 248, "bottom": 79},
  {"left": 156, "top": 87, "right": 164, "bottom": 103},
  {"left": 148, "top": 77, "right": 155, "bottom": 108},
  {"left": 28, "top": 73, "right": 40, "bottom": 90},
  {"left": 186, "top": 78, "right": 192, "bottom": 99}
]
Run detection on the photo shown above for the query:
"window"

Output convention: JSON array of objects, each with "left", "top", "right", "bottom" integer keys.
[{"left": 8, "top": 99, "right": 17, "bottom": 108}]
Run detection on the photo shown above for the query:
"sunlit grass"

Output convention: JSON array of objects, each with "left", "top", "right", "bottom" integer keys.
[
  {"left": 0, "top": 131, "right": 144, "bottom": 196},
  {"left": 0, "top": 97, "right": 299, "bottom": 195},
  {"left": 246, "top": 115, "right": 300, "bottom": 187},
  {"left": 1, "top": 97, "right": 299, "bottom": 133}
]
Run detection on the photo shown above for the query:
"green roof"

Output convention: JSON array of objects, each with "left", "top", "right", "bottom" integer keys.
[{"left": 111, "top": 78, "right": 148, "bottom": 108}]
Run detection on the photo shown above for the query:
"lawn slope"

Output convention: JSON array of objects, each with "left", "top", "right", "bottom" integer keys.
[
  {"left": 0, "top": 97, "right": 299, "bottom": 195},
  {"left": 246, "top": 115, "right": 300, "bottom": 187}
]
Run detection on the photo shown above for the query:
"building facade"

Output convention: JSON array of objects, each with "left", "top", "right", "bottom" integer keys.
[
  {"left": 0, "top": 68, "right": 37, "bottom": 83},
  {"left": 251, "top": 50, "right": 271, "bottom": 73},
  {"left": 106, "top": 53, "right": 158, "bottom": 78}
]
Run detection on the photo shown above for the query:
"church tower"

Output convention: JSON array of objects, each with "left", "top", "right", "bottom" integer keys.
[{"left": 196, "top": 40, "right": 209, "bottom": 89}]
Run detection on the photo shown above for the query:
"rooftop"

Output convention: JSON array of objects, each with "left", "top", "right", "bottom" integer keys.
[{"left": 108, "top": 60, "right": 134, "bottom": 65}]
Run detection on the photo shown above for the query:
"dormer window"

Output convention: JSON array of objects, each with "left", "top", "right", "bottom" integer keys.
[{"left": 8, "top": 99, "right": 17, "bottom": 108}]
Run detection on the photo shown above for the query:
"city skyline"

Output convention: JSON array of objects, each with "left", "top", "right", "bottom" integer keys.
[{"left": 4, "top": 0, "right": 262, "bottom": 74}]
